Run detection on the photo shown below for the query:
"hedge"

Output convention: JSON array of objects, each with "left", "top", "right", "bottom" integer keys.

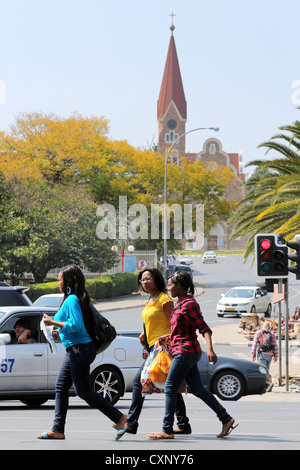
[{"left": 26, "top": 272, "right": 139, "bottom": 302}]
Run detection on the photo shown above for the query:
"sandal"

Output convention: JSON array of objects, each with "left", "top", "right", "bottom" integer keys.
[
  {"left": 217, "top": 418, "right": 239, "bottom": 438},
  {"left": 147, "top": 431, "right": 174, "bottom": 440},
  {"left": 115, "top": 419, "right": 138, "bottom": 440},
  {"left": 37, "top": 431, "right": 65, "bottom": 440}
]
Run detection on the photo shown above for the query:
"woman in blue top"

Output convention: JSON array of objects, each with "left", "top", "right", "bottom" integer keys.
[{"left": 37, "top": 265, "right": 135, "bottom": 440}]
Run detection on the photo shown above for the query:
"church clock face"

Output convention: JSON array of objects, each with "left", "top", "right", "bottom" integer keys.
[{"left": 167, "top": 119, "right": 177, "bottom": 130}]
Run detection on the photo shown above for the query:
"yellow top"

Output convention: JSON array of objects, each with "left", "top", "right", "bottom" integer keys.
[{"left": 141, "top": 292, "right": 173, "bottom": 347}]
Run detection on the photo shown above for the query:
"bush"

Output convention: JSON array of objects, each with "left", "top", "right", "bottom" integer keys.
[{"left": 26, "top": 272, "right": 138, "bottom": 302}]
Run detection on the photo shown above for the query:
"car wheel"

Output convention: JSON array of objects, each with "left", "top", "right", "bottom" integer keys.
[
  {"left": 20, "top": 398, "right": 48, "bottom": 407},
  {"left": 212, "top": 370, "right": 245, "bottom": 401},
  {"left": 250, "top": 305, "right": 256, "bottom": 313},
  {"left": 265, "top": 304, "right": 272, "bottom": 317},
  {"left": 217, "top": 313, "right": 224, "bottom": 317},
  {"left": 90, "top": 365, "right": 123, "bottom": 405}
]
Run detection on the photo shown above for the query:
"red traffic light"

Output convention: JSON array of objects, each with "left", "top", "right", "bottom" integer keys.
[{"left": 260, "top": 239, "right": 271, "bottom": 250}]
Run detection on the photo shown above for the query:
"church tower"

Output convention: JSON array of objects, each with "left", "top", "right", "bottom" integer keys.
[{"left": 157, "top": 19, "right": 187, "bottom": 163}]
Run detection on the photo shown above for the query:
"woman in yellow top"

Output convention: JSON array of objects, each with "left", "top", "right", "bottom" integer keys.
[{"left": 124, "top": 267, "right": 191, "bottom": 435}]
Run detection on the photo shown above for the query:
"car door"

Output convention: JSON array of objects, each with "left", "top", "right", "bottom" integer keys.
[{"left": 0, "top": 312, "right": 48, "bottom": 391}]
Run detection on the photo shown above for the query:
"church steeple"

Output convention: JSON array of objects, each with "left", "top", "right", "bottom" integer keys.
[{"left": 157, "top": 16, "right": 187, "bottom": 161}]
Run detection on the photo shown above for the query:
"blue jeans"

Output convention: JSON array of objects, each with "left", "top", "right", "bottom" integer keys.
[
  {"left": 258, "top": 352, "right": 273, "bottom": 372},
  {"left": 52, "top": 341, "right": 122, "bottom": 434},
  {"left": 163, "top": 352, "right": 232, "bottom": 434},
  {"left": 126, "top": 358, "right": 189, "bottom": 429}
]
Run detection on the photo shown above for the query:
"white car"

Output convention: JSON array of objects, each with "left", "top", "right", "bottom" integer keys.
[
  {"left": 177, "top": 256, "right": 193, "bottom": 265},
  {"left": 216, "top": 286, "right": 272, "bottom": 318},
  {"left": 33, "top": 293, "right": 64, "bottom": 307},
  {"left": 0, "top": 306, "right": 144, "bottom": 406},
  {"left": 202, "top": 251, "right": 217, "bottom": 263}
]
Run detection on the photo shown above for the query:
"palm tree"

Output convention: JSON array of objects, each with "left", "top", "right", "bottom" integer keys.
[{"left": 229, "top": 119, "right": 300, "bottom": 260}]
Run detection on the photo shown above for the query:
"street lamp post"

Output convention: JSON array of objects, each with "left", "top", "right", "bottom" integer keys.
[{"left": 163, "top": 127, "right": 219, "bottom": 278}]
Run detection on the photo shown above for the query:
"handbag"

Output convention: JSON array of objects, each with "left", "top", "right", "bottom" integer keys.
[{"left": 89, "top": 304, "right": 116, "bottom": 354}]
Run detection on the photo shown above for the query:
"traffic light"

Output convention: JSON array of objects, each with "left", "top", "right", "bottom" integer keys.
[
  {"left": 286, "top": 237, "right": 300, "bottom": 280},
  {"left": 255, "top": 233, "right": 288, "bottom": 278}
]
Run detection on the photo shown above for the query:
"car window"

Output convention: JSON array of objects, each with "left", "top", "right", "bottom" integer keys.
[
  {"left": 0, "top": 290, "right": 30, "bottom": 306},
  {"left": 0, "top": 315, "right": 41, "bottom": 344},
  {"left": 225, "top": 289, "right": 254, "bottom": 298}
]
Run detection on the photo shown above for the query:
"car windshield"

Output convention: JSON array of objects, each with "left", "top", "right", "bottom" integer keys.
[
  {"left": 0, "top": 311, "right": 6, "bottom": 320},
  {"left": 34, "top": 297, "right": 62, "bottom": 307},
  {"left": 224, "top": 288, "right": 255, "bottom": 298}
]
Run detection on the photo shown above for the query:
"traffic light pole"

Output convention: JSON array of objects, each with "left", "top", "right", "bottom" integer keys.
[{"left": 284, "top": 278, "right": 289, "bottom": 391}]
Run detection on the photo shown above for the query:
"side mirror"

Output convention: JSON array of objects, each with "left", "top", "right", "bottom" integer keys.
[{"left": 0, "top": 333, "right": 11, "bottom": 344}]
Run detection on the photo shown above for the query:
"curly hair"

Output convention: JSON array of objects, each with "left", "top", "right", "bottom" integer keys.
[{"left": 137, "top": 267, "right": 167, "bottom": 293}]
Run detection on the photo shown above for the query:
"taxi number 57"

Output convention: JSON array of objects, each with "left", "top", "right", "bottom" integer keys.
[{"left": 1, "top": 359, "right": 15, "bottom": 373}]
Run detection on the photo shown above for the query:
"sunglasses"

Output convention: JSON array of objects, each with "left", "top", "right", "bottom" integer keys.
[{"left": 139, "top": 277, "right": 153, "bottom": 283}]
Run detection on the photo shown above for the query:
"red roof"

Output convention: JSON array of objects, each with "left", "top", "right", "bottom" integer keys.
[{"left": 157, "top": 32, "right": 187, "bottom": 120}]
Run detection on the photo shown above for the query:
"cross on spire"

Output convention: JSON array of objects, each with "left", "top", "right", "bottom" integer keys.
[{"left": 169, "top": 11, "right": 176, "bottom": 31}]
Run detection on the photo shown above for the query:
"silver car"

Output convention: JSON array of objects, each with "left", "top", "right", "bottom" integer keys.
[
  {"left": 216, "top": 286, "right": 272, "bottom": 318},
  {"left": 0, "top": 306, "right": 144, "bottom": 406}
]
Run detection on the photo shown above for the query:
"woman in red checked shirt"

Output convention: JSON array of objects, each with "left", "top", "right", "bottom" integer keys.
[{"left": 148, "top": 271, "right": 238, "bottom": 440}]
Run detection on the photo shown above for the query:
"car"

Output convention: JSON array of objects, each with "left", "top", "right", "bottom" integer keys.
[
  {"left": 177, "top": 256, "right": 193, "bottom": 265},
  {"left": 172, "top": 264, "right": 193, "bottom": 280},
  {"left": 33, "top": 293, "right": 63, "bottom": 307},
  {"left": 202, "top": 251, "right": 217, "bottom": 263},
  {"left": 216, "top": 286, "right": 272, "bottom": 318},
  {"left": 0, "top": 306, "right": 144, "bottom": 406},
  {"left": 197, "top": 345, "right": 271, "bottom": 400},
  {"left": 0, "top": 285, "right": 32, "bottom": 307}
]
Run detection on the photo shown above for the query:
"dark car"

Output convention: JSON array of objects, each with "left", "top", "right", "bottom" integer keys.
[
  {"left": 198, "top": 347, "right": 271, "bottom": 400},
  {"left": 172, "top": 264, "right": 193, "bottom": 280},
  {"left": 0, "top": 285, "right": 32, "bottom": 307}
]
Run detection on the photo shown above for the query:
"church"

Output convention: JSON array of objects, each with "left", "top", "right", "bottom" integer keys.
[{"left": 157, "top": 18, "right": 246, "bottom": 251}]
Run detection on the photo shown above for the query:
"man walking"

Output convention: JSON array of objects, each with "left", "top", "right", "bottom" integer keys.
[{"left": 251, "top": 320, "right": 278, "bottom": 372}]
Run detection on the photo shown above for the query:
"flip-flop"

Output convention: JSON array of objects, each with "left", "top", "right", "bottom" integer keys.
[
  {"left": 217, "top": 419, "right": 239, "bottom": 438},
  {"left": 37, "top": 432, "right": 65, "bottom": 440},
  {"left": 147, "top": 431, "right": 174, "bottom": 440},
  {"left": 115, "top": 419, "right": 138, "bottom": 440}
]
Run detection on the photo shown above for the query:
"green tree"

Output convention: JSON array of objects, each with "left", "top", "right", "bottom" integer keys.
[
  {"left": 0, "top": 178, "right": 117, "bottom": 282},
  {"left": 230, "top": 119, "right": 300, "bottom": 259}
]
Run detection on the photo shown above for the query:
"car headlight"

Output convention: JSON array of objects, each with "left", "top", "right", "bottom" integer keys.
[{"left": 259, "top": 365, "right": 267, "bottom": 374}]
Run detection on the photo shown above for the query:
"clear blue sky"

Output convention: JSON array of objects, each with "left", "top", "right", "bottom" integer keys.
[{"left": 1, "top": 0, "right": 299, "bottom": 178}]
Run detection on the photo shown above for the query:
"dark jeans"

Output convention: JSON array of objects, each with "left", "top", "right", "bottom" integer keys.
[
  {"left": 52, "top": 341, "right": 122, "bottom": 434},
  {"left": 126, "top": 358, "right": 189, "bottom": 429},
  {"left": 163, "top": 352, "right": 232, "bottom": 434}
]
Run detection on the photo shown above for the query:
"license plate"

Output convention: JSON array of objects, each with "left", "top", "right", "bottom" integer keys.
[{"left": 225, "top": 308, "right": 235, "bottom": 311}]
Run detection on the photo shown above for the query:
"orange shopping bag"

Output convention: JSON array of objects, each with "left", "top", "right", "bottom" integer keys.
[{"left": 149, "top": 348, "right": 172, "bottom": 382}]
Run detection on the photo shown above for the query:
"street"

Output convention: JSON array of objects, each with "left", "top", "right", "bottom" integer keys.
[{"left": 1, "top": 254, "right": 300, "bottom": 453}]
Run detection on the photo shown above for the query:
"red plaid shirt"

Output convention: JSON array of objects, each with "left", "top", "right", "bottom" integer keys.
[{"left": 170, "top": 296, "right": 212, "bottom": 356}]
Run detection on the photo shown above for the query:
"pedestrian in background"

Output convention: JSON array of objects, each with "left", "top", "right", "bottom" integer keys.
[{"left": 251, "top": 320, "right": 278, "bottom": 372}]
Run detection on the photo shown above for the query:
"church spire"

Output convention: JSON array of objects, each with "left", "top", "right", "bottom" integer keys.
[{"left": 157, "top": 15, "right": 187, "bottom": 158}]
